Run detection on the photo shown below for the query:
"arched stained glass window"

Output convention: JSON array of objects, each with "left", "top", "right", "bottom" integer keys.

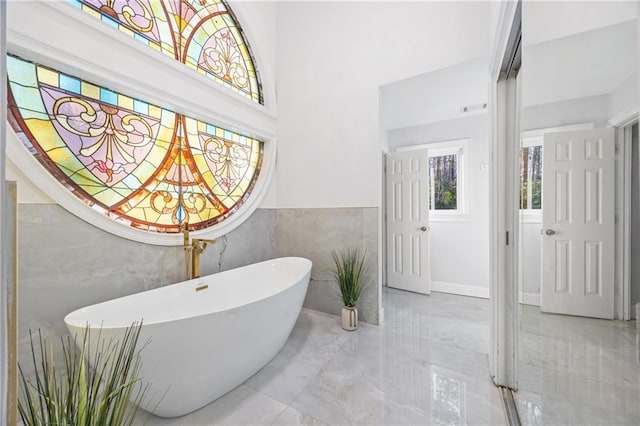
[
  {"left": 7, "top": 54, "right": 263, "bottom": 233},
  {"left": 68, "top": 0, "right": 262, "bottom": 104}
]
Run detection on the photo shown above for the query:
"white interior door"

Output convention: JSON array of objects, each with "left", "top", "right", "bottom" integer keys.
[
  {"left": 541, "top": 128, "right": 615, "bottom": 319},
  {"left": 386, "top": 150, "right": 430, "bottom": 294}
]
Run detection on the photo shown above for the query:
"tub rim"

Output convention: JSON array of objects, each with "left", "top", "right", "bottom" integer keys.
[{"left": 63, "top": 256, "right": 312, "bottom": 330}]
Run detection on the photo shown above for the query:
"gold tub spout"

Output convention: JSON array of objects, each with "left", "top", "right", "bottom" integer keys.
[
  {"left": 181, "top": 222, "right": 216, "bottom": 279},
  {"left": 182, "top": 223, "right": 192, "bottom": 280},
  {"left": 190, "top": 238, "right": 216, "bottom": 279}
]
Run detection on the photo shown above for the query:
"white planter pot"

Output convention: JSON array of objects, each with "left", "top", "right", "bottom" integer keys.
[{"left": 341, "top": 306, "right": 358, "bottom": 331}]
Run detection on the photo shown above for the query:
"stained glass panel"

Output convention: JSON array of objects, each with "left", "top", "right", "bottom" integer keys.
[
  {"left": 7, "top": 55, "right": 263, "bottom": 233},
  {"left": 68, "top": 0, "right": 175, "bottom": 56},
  {"left": 69, "top": 0, "right": 262, "bottom": 104},
  {"left": 184, "top": 116, "right": 262, "bottom": 210}
]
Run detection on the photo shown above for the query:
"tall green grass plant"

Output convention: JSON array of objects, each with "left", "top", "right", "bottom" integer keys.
[
  {"left": 331, "top": 248, "right": 367, "bottom": 308},
  {"left": 18, "top": 323, "right": 146, "bottom": 426}
]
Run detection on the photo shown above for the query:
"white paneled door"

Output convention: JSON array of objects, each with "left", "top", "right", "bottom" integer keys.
[
  {"left": 541, "top": 128, "right": 615, "bottom": 319},
  {"left": 386, "top": 150, "right": 430, "bottom": 294}
]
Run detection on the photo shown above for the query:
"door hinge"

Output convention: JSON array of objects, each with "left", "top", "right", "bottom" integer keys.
[
  {"left": 506, "top": 231, "right": 509, "bottom": 246},
  {"left": 615, "top": 144, "right": 619, "bottom": 153}
]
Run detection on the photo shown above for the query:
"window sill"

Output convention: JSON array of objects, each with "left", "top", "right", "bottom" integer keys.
[
  {"left": 519, "top": 210, "right": 542, "bottom": 224},
  {"left": 429, "top": 213, "right": 473, "bottom": 223}
]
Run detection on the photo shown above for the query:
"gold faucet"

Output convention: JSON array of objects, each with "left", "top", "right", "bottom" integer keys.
[{"left": 181, "top": 223, "right": 216, "bottom": 279}]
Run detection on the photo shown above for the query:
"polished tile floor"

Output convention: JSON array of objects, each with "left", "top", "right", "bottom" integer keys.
[
  {"left": 516, "top": 306, "right": 640, "bottom": 425},
  {"left": 134, "top": 288, "right": 505, "bottom": 425}
]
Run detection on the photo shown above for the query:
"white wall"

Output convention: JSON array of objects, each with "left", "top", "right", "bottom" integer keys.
[
  {"left": 274, "top": 1, "right": 492, "bottom": 209},
  {"left": 609, "top": 73, "right": 639, "bottom": 119},
  {"left": 521, "top": 94, "right": 610, "bottom": 131},
  {"left": 522, "top": 1, "right": 637, "bottom": 46},
  {"left": 388, "top": 114, "right": 490, "bottom": 296},
  {"left": 521, "top": 20, "right": 637, "bottom": 108},
  {"left": 5, "top": 160, "right": 52, "bottom": 204}
]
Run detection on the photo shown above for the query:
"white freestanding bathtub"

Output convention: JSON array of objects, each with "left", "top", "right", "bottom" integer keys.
[{"left": 64, "top": 257, "right": 312, "bottom": 418}]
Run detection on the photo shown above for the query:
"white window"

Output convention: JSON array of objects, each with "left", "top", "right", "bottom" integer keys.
[{"left": 427, "top": 139, "right": 469, "bottom": 218}]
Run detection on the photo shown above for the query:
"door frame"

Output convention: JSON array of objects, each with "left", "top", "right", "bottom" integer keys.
[
  {"left": 489, "top": 0, "right": 521, "bottom": 390},
  {"left": 614, "top": 109, "right": 639, "bottom": 320},
  {"left": 1, "top": 1, "right": 11, "bottom": 422}
]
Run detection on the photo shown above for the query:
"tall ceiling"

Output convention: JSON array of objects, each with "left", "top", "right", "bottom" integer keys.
[
  {"left": 380, "top": 57, "right": 488, "bottom": 130},
  {"left": 521, "top": 19, "right": 637, "bottom": 107},
  {"left": 521, "top": 1, "right": 637, "bottom": 108}
]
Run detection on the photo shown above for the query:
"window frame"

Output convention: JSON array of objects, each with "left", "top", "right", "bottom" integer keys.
[{"left": 397, "top": 138, "right": 470, "bottom": 221}]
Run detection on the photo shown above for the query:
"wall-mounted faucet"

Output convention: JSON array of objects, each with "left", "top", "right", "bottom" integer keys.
[{"left": 181, "top": 223, "right": 216, "bottom": 280}]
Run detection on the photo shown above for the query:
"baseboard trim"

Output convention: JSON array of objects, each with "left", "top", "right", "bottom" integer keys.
[
  {"left": 431, "top": 281, "right": 489, "bottom": 299},
  {"left": 519, "top": 292, "right": 540, "bottom": 306}
]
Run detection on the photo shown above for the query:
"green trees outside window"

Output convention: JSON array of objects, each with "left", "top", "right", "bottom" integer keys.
[
  {"left": 520, "top": 145, "right": 542, "bottom": 210},
  {"left": 429, "top": 154, "right": 458, "bottom": 210}
]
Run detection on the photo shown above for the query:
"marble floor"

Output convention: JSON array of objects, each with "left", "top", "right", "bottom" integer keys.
[
  {"left": 516, "top": 306, "right": 640, "bottom": 425},
  {"left": 134, "top": 288, "right": 506, "bottom": 425}
]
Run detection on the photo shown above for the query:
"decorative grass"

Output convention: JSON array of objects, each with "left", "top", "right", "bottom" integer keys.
[
  {"left": 331, "top": 247, "right": 367, "bottom": 308},
  {"left": 18, "top": 323, "right": 147, "bottom": 426}
]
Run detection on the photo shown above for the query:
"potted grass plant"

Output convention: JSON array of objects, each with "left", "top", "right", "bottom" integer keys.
[
  {"left": 331, "top": 247, "right": 367, "bottom": 331},
  {"left": 18, "top": 323, "right": 147, "bottom": 426}
]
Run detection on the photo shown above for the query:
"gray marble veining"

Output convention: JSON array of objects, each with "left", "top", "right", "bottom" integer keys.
[
  {"left": 517, "top": 305, "right": 640, "bottom": 425},
  {"left": 244, "top": 310, "right": 351, "bottom": 405},
  {"left": 275, "top": 207, "right": 380, "bottom": 324},
  {"left": 134, "top": 288, "right": 504, "bottom": 426},
  {"left": 199, "top": 209, "right": 276, "bottom": 276},
  {"left": 271, "top": 407, "right": 327, "bottom": 426}
]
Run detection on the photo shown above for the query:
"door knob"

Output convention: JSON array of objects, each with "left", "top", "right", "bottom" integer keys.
[
  {"left": 545, "top": 229, "right": 556, "bottom": 236},
  {"left": 420, "top": 226, "right": 428, "bottom": 232}
]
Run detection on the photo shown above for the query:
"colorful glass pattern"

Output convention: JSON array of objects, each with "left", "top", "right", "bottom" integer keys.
[
  {"left": 68, "top": 0, "right": 262, "bottom": 104},
  {"left": 7, "top": 55, "right": 263, "bottom": 232}
]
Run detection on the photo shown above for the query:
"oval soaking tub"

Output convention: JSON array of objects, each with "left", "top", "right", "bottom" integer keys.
[{"left": 64, "top": 257, "right": 312, "bottom": 418}]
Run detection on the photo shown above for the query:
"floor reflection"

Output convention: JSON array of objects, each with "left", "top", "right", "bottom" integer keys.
[
  {"left": 431, "top": 368, "right": 466, "bottom": 426},
  {"left": 517, "top": 305, "right": 640, "bottom": 425}
]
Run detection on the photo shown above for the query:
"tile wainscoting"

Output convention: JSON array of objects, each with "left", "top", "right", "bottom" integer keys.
[
  {"left": 275, "top": 207, "right": 379, "bottom": 325},
  {"left": 17, "top": 205, "right": 276, "bottom": 363}
]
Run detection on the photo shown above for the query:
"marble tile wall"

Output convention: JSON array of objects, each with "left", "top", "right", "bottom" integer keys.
[
  {"left": 275, "top": 208, "right": 380, "bottom": 325},
  {"left": 17, "top": 205, "right": 276, "bottom": 350}
]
